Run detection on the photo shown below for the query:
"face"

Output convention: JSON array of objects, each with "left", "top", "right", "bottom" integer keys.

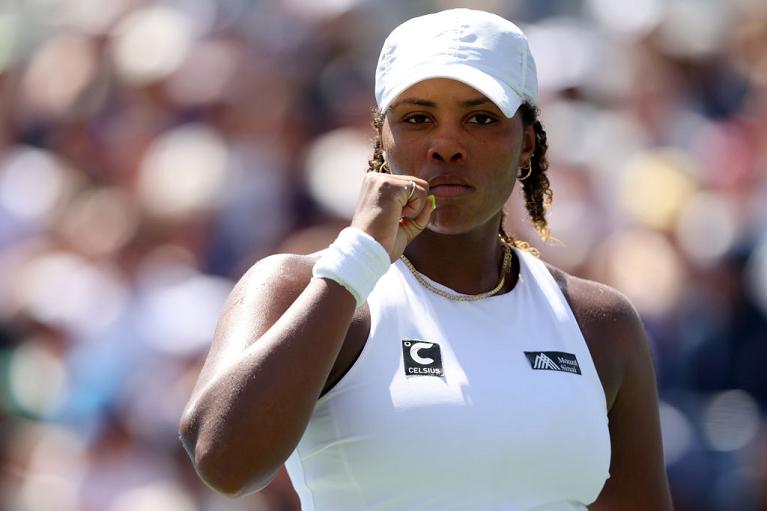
[{"left": 381, "top": 78, "right": 535, "bottom": 235}]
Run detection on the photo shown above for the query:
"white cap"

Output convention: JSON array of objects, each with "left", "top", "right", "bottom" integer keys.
[{"left": 375, "top": 9, "right": 538, "bottom": 118}]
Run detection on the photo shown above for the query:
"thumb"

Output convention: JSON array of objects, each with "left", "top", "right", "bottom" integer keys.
[{"left": 400, "top": 194, "right": 436, "bottom": 242}]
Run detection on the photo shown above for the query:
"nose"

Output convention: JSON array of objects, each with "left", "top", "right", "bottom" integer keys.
[{"left": 428, "top": 126, "right": 465, "bottom": 163}]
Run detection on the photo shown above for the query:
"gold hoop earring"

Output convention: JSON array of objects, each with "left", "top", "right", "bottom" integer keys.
[
  {"left": 380, "top": 161, "right": 391, "bottom": 174},
  {"left": 518, "top": 159, "right": 533, "bottom": 181}
]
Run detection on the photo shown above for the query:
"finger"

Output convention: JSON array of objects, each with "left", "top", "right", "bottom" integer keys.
[
  {"left": 400, "top": 194, "right": 436, "bottom": 242},
  {"left": 412, "top": 194, "right": 436, "bottom": 227},
  {"left": 390, "top": 176, "right": 429, "bottom": 207},
  {"left": 391, "top": 174, "right": 429, "bottom": 190},
  {"left": 401, "top": 181, "right": 429, "bottom": 217}
]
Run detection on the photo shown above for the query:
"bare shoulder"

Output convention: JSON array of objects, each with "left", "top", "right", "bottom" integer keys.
[
  {"left": 233, "top": 249, "right": 370, "bottom": 329},
  {"left": 545, "top": 263, "right": 640, "bottom": 326},
  {"left": 189, "top": 253, "right": 321, "bottom": 388},
  {"left": 543, "top": 262, "right": 647, "bottom": 412},
  {"left": 213, "top": 251, "right": 371, "bottom": 397},
  {"left": 233, "top": 251, "right": 323, "bottom": 304}
]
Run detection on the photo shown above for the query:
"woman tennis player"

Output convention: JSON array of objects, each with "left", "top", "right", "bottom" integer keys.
[{"left": 180, "top": 9, "right": 674, "bottom": 510}]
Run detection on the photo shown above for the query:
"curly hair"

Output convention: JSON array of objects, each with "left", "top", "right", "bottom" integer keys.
[{"left": 367, "top": 103, "right": 552, "bottom": 253}]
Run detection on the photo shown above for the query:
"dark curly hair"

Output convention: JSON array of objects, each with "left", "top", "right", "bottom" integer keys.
[{"left": 366, "top": 103, "right": 552, "bottom": 253}]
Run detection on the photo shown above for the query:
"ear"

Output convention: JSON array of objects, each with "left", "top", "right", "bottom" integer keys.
[
  {"left": 380, "top": 115, "right": 393, "bottom": 155},
  {"left": 520, "top": 122, "right": 536, "bottom": 164}
]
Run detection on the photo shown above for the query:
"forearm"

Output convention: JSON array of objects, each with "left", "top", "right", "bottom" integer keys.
[{"left": 180, "top": 277, "right": 356, "bottom": 495}]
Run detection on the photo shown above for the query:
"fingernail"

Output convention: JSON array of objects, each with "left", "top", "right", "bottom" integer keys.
[{"left": 428, "top": 194, "right": 436, "bottom": 208}]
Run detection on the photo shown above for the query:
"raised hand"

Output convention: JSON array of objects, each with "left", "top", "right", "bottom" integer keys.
[{"left": 351, "top": 172, "right": 436, "bottom": 262}]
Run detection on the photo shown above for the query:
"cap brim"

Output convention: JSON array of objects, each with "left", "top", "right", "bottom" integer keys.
[{"left": 379, "top": 63, "right": 525, "bottom": 118}]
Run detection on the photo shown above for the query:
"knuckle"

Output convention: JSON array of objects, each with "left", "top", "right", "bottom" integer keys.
[
  {"left": 363, "top": 173, "right": 392, "bottom": 196},
  {"left": 362, "top": 172, "right": 379, "bottom": 186},
  {"left": 378, "top": 179, "right": 396, "bottom": 194}
]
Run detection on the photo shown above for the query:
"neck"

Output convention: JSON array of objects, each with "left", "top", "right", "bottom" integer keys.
[{"left": 402, "top": 217, "right": 514, "bottom": 295}]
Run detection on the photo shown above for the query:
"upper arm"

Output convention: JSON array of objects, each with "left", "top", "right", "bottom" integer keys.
[
  {"left": 584, "top": 292, "right": 674, "bottom": 510},
  {"left": 184, "top": 254, "right": 315, "bottom": 409}
]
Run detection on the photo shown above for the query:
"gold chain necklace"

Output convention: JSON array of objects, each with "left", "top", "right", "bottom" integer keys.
[{"left": 399, "top": 243, "right": 513, "bottom": 301}]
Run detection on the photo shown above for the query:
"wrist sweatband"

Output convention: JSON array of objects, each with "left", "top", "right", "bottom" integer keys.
[{"left": 312, "top": 227, "right": 391, "bottom": 307}]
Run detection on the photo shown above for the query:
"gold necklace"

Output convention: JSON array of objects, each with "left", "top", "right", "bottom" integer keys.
[{"left": 399, "top": 243, "right": 513, "bottom": 301}]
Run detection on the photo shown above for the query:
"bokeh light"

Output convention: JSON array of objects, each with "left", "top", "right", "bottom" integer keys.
[
  {"left": 675, "top": 192, "right": 739, "bottom": 267},
  {"left": 0, "top": 147, "right": 73, "bottom": 227},
  {"left": 9, "top": 424, "right": 86, "bottom": 511},
  {"left": 592, "top": 229, "right": 686, "bottom": 317},
  {"left": 655, "top": 0, "right": 730, "bottom": 58},
  {"left": 0, "top": 11, "right": 20, "bottom": 73},
  {"left": 58, "top": 187, "right": 140, "bottom": 257},
  {"left": 165, "top": 38, "right": 240, "bottom": 107},
  {"left": 19, "top": 33, "right": 97, "bottom": 119},
  {"left": 137, "top": 269, "right": 233, "bottom": 355},
  {"left": 619, "top": 149, "right": 698, "bottom": 231},
  {"left": 8, "top": 339, "right": 69, "bottom": 417},
  {"left": 137, "top": 124, "right": 230, "bottom": 220},
  {"left": 527, "top": 18, "right": 604, "bottom": 94},
  {"left": 9, "top": 250, "right": 127, "bottom": 334},
  {"left": 658, "top": 401, "right": 694, "bottom": 466},
  {"left": 305, "top": 128, "right": 370, "bottom": 219},
  {"left": 110, "top": 482, "right": 196, "bottom": 511},
  {"left": 703, "top": 390, "right": 761, "bottom": 452},
  {"left": 587, "top": 0, "right": 662, "bottom": 38},
  {"left": 110, "top": 5, "right": 194, "bottom": 85}
]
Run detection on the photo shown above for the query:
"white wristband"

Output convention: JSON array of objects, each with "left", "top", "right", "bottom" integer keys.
[{"left": 312, "top": 227, "right": 391, "bottom": 307}]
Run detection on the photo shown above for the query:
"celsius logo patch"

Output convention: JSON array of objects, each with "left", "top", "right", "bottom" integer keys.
[
  {"left": 403, "top": 340, "right": 444, "bottom": 377},
  {"left": 524, "top": 351, "right": 581, "bottom": 375}
]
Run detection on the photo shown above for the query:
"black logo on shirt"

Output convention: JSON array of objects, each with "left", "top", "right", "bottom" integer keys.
[
  {"left": 403, "top": 340, "right": 443, "bottom": 377},
  {"left": 524, "top": 351, "right": 581, "bottom": 375}
]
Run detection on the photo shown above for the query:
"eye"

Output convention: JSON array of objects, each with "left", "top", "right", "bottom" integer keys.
[
  {"left": 467, "top": 113, "right": 497, "bottom": 125},
  {"left": 404, "top": 114, "right": 431, "bottom": 124}
]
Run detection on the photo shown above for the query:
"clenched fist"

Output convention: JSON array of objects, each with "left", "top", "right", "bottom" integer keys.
[{"left": 351, "top": 172, "right": 436, "bottom": 262}]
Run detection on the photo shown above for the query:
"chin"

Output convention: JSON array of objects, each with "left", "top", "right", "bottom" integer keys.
[
  {"left": 426, "top": 212, "right": 483, "bottom": 235},
  {"left": 424, "top": 205, "right": 504, "bottom": 237}
]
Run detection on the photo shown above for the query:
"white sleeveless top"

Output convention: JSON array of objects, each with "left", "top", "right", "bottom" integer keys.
[{"left": 285, "top": 248, "right": 611, "bottom": 511}]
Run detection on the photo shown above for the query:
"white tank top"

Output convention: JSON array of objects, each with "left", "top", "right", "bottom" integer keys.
[{"left": 285, "top": 248, "right": 611, "bottom": 511}]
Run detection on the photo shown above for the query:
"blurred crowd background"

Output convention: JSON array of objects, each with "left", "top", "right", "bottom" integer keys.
[{"left": 0, "top": 0, "right": 765, "bottom": 510}]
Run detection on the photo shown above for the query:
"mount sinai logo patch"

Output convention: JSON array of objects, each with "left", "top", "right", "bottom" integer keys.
[{"left": 524, "top": 351, "right": 581, "bottom": 375}]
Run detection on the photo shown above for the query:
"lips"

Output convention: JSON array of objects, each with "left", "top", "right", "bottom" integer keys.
[
  {"left": 428, "top": 175, "right": 473, "bottom": 198},
  {"left": 429, "top": 184, "right": 473, "bottom": 198}
]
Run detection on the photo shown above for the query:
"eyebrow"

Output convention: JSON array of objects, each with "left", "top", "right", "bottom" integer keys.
[
  {"left": 390, "top": 96, "right": 493, "bottom": 110},
  {"left": 462, "top": 97, "right": 493, "bottom": 107}
]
